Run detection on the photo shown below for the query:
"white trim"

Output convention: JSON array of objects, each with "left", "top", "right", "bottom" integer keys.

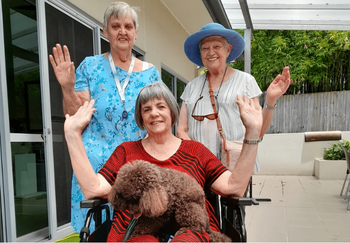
[
  {"left": 38, "top": 0, "right": 58, "bottom": 240},
  {"left": 16, "top": 227, "right": 48, "bottom": 242},
  {"left": 224, "top": 3, "right": 350, "bottom": 10},
  {"left": 0, "top": 1, "right": 16, "bottom": 241},
  {"left": 42, "top": 224, "right": 75, "bottom": 242},
  {"left": 161, "top": 64, "right": 188, "bottom": 84},
  {"left": 10, "top": 133, "right": 43, "bottom": 142}
]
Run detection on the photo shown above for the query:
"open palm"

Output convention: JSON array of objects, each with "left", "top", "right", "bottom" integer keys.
[
  {"left": 49, "top": 44, "right": 76, "bottom": 88},
  {"left": 64, "top": 100, "right": 96, "bottom": 135},
  {"left": 236, "top": 95, "right": 262, "bottom": 132},
  {"left": 267, "top": 66, "right": 291, "bottom": 101}
]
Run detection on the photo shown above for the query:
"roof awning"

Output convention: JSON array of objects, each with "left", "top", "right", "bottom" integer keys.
[
  {"left": 222, "top": 0, "right": 350, "bottom": 31},
  {"left": 203, "top": 0, "right": 350, "bottom": 73}
]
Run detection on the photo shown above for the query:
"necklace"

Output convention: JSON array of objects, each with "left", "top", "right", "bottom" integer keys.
[
  {"left": 108, "top": 52, "right": 135, "bottom": 136},
  {"left": 108, "top": 51, "right": 135, "bottom": 120}
]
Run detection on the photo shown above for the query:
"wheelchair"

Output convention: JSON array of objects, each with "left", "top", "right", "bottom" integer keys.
[{"left": 78, "top": 185, "right": 260, "bottom": 242}]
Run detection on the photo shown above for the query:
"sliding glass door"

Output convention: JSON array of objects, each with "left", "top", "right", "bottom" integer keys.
[{"left": 1, "top": 0, "right": 48, "bottom": 238}]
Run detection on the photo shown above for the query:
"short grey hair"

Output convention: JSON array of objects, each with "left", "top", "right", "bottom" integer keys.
[
  {"left": 135, "top": 81, "right": 180, "bottom": 130},
  {"left": 103, "top": 2, "right": 139, "bottom": 29}
]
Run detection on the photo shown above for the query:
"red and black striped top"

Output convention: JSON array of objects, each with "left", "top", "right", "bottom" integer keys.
[{"left": 98, "top": 139, "right": 227, "bottom": 242}]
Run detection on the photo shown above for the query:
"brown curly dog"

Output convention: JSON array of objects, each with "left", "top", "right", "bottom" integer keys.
[{"left": 108, "top": 160, "right": 231, "bottom": 242}]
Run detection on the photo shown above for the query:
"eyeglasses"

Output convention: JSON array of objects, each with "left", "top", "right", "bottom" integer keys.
[{"left": 191, "top": 95, "right": 218, "bottom": 121}]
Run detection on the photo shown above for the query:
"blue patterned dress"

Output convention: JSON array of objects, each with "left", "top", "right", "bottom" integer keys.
[{"left": 72, "top": 54, "right": 161, "bottom": 232}]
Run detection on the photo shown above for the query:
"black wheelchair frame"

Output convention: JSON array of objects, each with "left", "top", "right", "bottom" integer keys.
[{"left": 79, "top": 193, "right": 260, "bottom": 242}]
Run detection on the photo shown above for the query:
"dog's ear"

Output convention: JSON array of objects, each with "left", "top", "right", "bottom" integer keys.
[
  {"left": 108, "top": 185, "right": 124, "bottom": 210},
  {"left": 139, "top": 187, "right": 168, "bottom": 217}
]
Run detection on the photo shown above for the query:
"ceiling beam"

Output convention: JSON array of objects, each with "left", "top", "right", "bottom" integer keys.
[
  {"left": 238, "top": 0, "right": 253, "bottom": 30},
  {"left": 202, "top": 0, "right": 231, "bottom": 29}
]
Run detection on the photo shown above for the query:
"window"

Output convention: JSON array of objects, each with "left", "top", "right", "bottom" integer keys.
[
  {"left": 2, "top": 0, "right": 48, "bottom": 237},
  {"left": 161, "top": 69, "right": 186, "bottom": 107},
  {"left": 45, "top": 2, "right": 94, "bottom": 227},
  {"left": 161, "top": 69, "right": 187, "bottom": 134}
]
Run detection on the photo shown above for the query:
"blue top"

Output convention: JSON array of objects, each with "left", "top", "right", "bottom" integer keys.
[{"left": 71, "top": 54, "right": 161, "bottom": 232}]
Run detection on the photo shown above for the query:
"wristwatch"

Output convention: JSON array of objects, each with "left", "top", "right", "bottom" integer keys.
[
  {"left": 264, "top": 102, "right": 276, "bottom": 110},
  {"left": 244, "top": 137, "right": 263, "bottom": 144}
]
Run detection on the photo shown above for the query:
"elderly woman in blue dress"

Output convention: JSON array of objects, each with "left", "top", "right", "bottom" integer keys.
[
  {"left": 177, "top": 23, "right": 290, "bottom": 170},
  {"left": 49, "top": 1, "right": 161, "bottom": 232}
]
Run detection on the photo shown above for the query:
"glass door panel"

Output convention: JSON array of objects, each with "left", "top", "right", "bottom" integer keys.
[
  {"left": 2, "top": 0, "right": 47, "bottom": 238},
  {"left": 176, "top": 79, "right": 186, "bottom": 106},
  {"left": 12, "top": 142, "right": 47, "bottom": 237},
  {"left": 45, "top": 2, "right": 94, "bottom": 227},
  {"left": 3, "top": 1, "right": 42, "bottom": 134},
  {"left": 161, "top": 69, "right": 174, "bottom": 91},
  {"left": 0, "top": 169, "right": 3, "bottom": 241}
]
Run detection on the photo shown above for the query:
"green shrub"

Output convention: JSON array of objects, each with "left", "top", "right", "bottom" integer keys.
[{"left": 323, "top": 140, "right": 350, "bottom": 160}]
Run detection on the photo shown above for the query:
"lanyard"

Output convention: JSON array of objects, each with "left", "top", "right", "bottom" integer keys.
[{"left": 108, "top": 51, "right": 135, "bottom": 102}]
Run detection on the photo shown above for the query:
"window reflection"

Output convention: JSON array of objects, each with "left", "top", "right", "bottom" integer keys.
[
  {"left": 177, "top": 79, "right": 186, "bottom": 106},
  {"left": 45, "top": 2, "right": 94, "bottom": 227},
  {"left": 161, "top": 69, "right": 186, "bottom": 107},
  {"left": 101, "top": 38, "right": 110, "bottom": 54},
  {"left": 161, "top": 69, "right": 173, "bottom": 91},
  {"left": 12, "top": 142, "right": 47, "bottom": 237},
  {"left": 2, "top": 0, "right": 42, "bottom": 134}
]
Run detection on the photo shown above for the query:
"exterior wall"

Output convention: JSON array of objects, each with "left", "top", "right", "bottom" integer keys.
[
  {"left": 67, "top": 0, "right": 212, "bottom": 83},
  {"left": 257, "top": 131, "right": 350, "bottom": 175}
]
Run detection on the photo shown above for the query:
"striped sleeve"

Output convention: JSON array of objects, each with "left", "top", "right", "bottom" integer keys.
[
  {"left": 196, "top": 142, "right": 227, "bottom": 187},
  {"left": 180, "top": 140, "right": 227, "bottom": 188}
]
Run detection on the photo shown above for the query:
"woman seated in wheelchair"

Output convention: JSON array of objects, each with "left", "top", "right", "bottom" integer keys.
[{"left": 64, "top": 81, "right": 262, "bottom": 242}]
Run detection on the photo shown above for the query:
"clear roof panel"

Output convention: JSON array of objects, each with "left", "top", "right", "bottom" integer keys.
[{"left": 221, "top": 0, "right": 350, "bottom": 30}]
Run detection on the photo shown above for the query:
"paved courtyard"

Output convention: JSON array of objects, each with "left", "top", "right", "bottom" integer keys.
[{"left": 245, "top": 175, "right": 350, "bottom": 242}]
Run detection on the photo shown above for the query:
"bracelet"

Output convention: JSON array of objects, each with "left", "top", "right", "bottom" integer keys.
[
  {"left": 264, "top": 102, "right": 276, "bottom": 110},
  {"left": 244, "top": 137, "right": 263, "bottom": 144}
]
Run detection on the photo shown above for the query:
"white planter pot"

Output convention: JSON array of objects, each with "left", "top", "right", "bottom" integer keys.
[{"left": 314, "top": 158, "right": 348, "bottom": 179}]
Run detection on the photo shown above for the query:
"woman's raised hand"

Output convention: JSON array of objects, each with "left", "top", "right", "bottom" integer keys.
[
  {"left": 64, "top": 100, "right": 96, "bottom": 135},
  {"left": 267, "top": 66, "right": 291, "bottom": 102},
  {"left": 49, "top": 44, "right": 76, "bottom": 90},
  {"left": 236, "top": 95, "right": 262, "bottom": 135}
]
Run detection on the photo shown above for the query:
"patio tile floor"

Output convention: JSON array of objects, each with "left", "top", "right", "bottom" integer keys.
[{"left": 245, "top": 175, "right": 350, "bottom": 242}]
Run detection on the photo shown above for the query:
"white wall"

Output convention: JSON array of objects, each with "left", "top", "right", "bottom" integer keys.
[
  {"left": 67, "top": 0, "right": 212, "bottom": 83},
  {"left": 257, "top": 131, "right": 350, "bottom": 175}
]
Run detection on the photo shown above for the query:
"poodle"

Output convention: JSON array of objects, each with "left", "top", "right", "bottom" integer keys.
[{"left": 108, "top": 160, "right": 231, "bottom": 242}]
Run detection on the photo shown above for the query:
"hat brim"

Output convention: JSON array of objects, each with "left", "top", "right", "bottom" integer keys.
[{"left": 184, "top": 28, "right": 245, "bottom": 66}]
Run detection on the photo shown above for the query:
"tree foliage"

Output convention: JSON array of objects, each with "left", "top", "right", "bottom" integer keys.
[{"left": 230, "top": 30, "right": 350, "bottom": 94}]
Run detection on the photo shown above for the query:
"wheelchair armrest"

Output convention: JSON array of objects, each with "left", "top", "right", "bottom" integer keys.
[
  {"left": 79, "top": 198, "right": 111, "bottom": 242},
  {"left": 80, "top": 198, "right": 108, "bottom": 209},
  {"left": 221, "top": 196, "right": 259, "bottom": 206},
  {"left": 220, "top": 196, "right": 258, "bottom": 242}
]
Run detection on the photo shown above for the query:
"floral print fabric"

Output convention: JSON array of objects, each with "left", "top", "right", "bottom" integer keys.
[{"left": 71, "top": 54, "right": 161, "bottom": 232}]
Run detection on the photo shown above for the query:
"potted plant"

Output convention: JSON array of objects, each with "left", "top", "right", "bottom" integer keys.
[
  {"left": 314, "top": 140, "right": 350, "bottom": 179},
  {"left": 323, "top": 140, "right": 350, "bottom": 160}
]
